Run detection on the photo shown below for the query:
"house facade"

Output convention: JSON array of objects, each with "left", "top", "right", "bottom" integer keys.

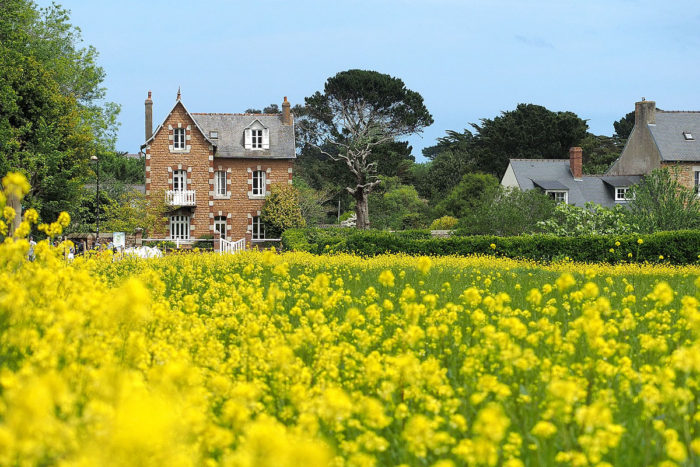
[
  {"left": 141, "top": 91, "right": 295, "bottom": 244},
  {"left": 607, "top": 99, "right": 700, "bottom": 193},
  {"left": 502, "top": 99, "right": 700, "bottom": 205}
]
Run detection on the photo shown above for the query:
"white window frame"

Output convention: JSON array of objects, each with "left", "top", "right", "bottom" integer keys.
[
  {"left": 170, "top": 215, "right": 190, "bottom": 240},
  {"left": 173, "top": 170, "right": 187, "bottom": 192},
  {"left": 545, "top": 190, "right": 568, "bottom": 204},
  {"left": 215, "top": 171, "right": 227, "bottom": 196},
  {"left": 252, "top": 170, "right": 266, "bottom": 197},
  {"left": 173, "top": 128, "right": 186, "bottom": 150},
  {"left": 214, "top": 216, "right": 227, "bottom": 240},
  {"left": 615, "top": 186, "right": 629, "bottom": 201},
  {"left": 252, "top": 216, "right": 265, "bottom": 240},
  {"left": 251, "top": 129, "right": 263, "bottom": 149}
]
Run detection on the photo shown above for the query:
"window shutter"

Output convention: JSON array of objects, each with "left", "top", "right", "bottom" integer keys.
[
  {"left": 262, "top": 128, "right": 270, "bottom": 149},
  {"left": 244, "top": 129, "right": 252, "bottom": 149}
]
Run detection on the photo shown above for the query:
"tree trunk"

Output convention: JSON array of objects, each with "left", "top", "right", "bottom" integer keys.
[{"left": 355, "top": 189, "right": 370, "bottom": 229}]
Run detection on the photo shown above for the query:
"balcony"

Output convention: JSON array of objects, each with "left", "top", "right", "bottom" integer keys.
[{"left": 166, "top": 190, "right": 196, "bottom": 206}]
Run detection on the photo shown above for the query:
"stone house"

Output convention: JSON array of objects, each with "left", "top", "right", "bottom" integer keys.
[
  {"left": 607, "top": 99, "right": 700, "bottom": 193},
  {"left": 141, "top": 90, "right": 295, "bottom": 244},
  {"left": 502, "top": 99, "right": 700, "bottom": 205}
]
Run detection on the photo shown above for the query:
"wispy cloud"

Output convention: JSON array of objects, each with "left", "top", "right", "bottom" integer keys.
[{"left": 515, "top": 34, "right": 555, "bottom": 49}]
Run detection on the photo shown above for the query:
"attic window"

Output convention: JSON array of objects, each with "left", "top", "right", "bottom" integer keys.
[
  {"left": 210, "top": 131, "right": 218, "bottom": 139},
  {"left": 683, "top": 131, "right": 694, "bottom": 140}
]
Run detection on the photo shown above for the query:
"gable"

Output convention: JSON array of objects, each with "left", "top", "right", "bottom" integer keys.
[{"left": 142, "top": 100, "right": 214, "bottom": 149}]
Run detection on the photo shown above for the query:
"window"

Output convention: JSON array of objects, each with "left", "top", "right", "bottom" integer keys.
[
  {"left": 210, "top": 131, "right": 218, "bottom": 139},
  {"left": 214, "top": 216, "right": 227, "bottom": 239},
  {"left": 545, "top": 190, "right": 568, "bottom": 204},
  {"left": 170, "top": 215, "right": 190, "bottom": 240},
  {"left": 173, "top": 170, "right": 187, "bottom": 192},
  {"left": 615, "top": 187, "right": 629, "bottom": 201},
  {"left": 252, "top": 170, "right": 266, "bottom": 196},
  {"left": 173, "top": 128, "right": 186, "bottom": 149},
  {"left": 215, "top": 171, "right": 226, "bottom": 196},
  {"left": 252, "top": 216, "right": 265, "bottom": 240},
  {"left": 251, "top": 129, "right": 263, "bottom": 149},
  {"left": 684, "top": 131, "right": 694, "bottom": 141},
  {"left": 695, "top": 170, "right": 700, "bottom": 196}
]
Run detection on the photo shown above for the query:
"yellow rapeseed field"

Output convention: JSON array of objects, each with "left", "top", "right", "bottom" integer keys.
[{"left": 1, "top": 173, "right": 700, "bottom": 466}]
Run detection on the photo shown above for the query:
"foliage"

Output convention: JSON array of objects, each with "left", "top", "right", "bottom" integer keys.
[
  {"left": 98, "top": 152, "right": 144, "bottom": 184},
  {"left": 434, "top": 173, "right": 499, "bottom": 218},
  {"left": 0, "top": 0, "right": 119, "bottom": 224},
  {"left": 244, "top": 103, "right": 280, "bottom": 114},
  {"left": 613, "top": 111, "right": 635, "bottom": 140},
  {"left": 261, "top": 184, "right": 306, "bottom": 237},
  {"left": 297, "top": 69, "right": 433, "bottom": 229},
  {"left": 282, "top": 227, "right": 700, "bottom": 264},
  {"left": 628, "top": 168, "right": 700, "bottom": 233},
  {"left": 101, "top": 190, "right": 156, "bottom": 234},
  {"left": 368, "top": 177, "right": 429, "bottom": 230},
  {"left": 537, "top": 202, "right": 638, "bottom": 236},
  {"left": 579, "top": 133, "right": 624, "bottom": 174},
  {"left": 429, "top": 216, "right": 458, "bottom": 230},
  {"left": 294, "top": 179, "right": 334, "bottom": 226},
  {"left": 457, "top": 186, "right": 556, "bottom": 236}
]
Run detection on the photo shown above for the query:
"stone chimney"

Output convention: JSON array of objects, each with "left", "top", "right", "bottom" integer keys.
[
  {"left": 569, "top": 146, "right": 583, "bottom": 180},
  {"left": 145, "top": 91, "right": 153, "bottom": 141},
  {"left": 282, "top": 96, "right": 292, "bottom": 125},
  {"left": 635, "top": 98, "right": 656, "bottom": 125}
]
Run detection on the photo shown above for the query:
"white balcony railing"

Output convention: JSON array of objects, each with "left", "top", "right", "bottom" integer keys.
[
  {"left": 166, "top": 190, "right": 196, "bottom": 206},
  {"left": 220, "top": 237, "right": 246, "bottom": 254}
]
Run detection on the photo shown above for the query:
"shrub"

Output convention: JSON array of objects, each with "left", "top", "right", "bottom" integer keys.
[
  {"left": 282, "top": 228, "right": 700, "bottom": 264},
  {"left": 261, "top": 185, "right": 306, "bottom": 237},
  {"left": 429, "top": 216, "right": 458, "bottom": 230},
  {"left": 537, "top": 202, "right": 638, "bottom": 236}
]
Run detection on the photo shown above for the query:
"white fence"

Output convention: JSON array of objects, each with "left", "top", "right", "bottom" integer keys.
[
  {"left": 166, "top": 190, "right": 196, "bottom": 206},
  {"left": 220, "top": 237, "right": 246, "bottom": 254}
]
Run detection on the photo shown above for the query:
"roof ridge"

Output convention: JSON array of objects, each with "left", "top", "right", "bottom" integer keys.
[
  {"left": 511, "top": 158, "right": 568, "bottom": 162},
  {"left": 656, "top": 110, "right": 700, "bottom": 114},
  {"left": 191, "top": 112, "right": 281, "bottom": 116}
]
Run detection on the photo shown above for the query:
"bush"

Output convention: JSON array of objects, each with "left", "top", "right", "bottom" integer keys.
[
  {"left": 368, "top": 177, "right": 429, "bottom": 230},
  {"left": 193, "top": 234, "right": 214, "bottom": 250},
  {"left": 537, "top": 202, "right": 638, "bottom": 236},
  {"left": 261, "top": 185, "right": 306, "bottom": 237},
  {"left": 281, "top": 228, "right": 700, "bottom": 264},
  {"left": 429, "top": 216, "right": 458, "bottom": 230}
]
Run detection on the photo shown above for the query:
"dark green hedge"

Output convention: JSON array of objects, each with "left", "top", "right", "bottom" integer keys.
[{"left": 281, "top": 229, "right": 700, "bottom": 264}]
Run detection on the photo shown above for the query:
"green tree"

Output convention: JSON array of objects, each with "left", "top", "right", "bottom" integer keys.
[
  {"left": 294, "top": 179, "right": 334, "bottom": 226},
  {"left": 368, "top": 177, "right": 429, "bottom": 230},
  {"left": 469, "top": 104, "right": 588, "bottom": 177},
  {"left": 434, "top": 173, "right": 499, "bottom": 218},
  {"left": 613, "top": 111, "right": 635, "bottom": 140},
  {"left": 298, "top": 69, "right": 433, "bottom": 229},
  {"left": 261, "top": 184, "right": 306, "bottom": 237},
  {"left": 580, "top": 133, "right": 624, "bottom": 174},
  {"left": 628, "top": 168, "right": 700, "bottom": 233},
  {"left": 0, "top": 0, "right": 119, "bottom": 224}
]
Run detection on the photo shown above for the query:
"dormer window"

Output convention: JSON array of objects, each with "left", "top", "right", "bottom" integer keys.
[
  {"left": 244, "top": 120, "right": 269, "bottom": 150},
  {"left": 251, "top": 129, "right": 263, "bottom": 149},
  {"left": 615, "top": 187, "right": 629, "bottom": 201},
  {"left": 683, "top": 131, "right": 694, "bottom": 140},
  {"left": 545, "top": 190, "right": 568, "bottom": 204}
]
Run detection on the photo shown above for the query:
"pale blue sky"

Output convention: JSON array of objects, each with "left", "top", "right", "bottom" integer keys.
[{"left": 38, "top": 0, "right": 700, "bottom": 160}]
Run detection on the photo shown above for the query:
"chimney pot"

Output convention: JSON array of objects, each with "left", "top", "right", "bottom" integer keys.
[{"left": 569, "top": 146, "right": 583, "bottom": 180}]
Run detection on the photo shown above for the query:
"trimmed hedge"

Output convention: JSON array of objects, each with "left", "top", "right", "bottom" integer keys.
[{"left": 281, "top": 228, "right": 700, "bottom": 264}]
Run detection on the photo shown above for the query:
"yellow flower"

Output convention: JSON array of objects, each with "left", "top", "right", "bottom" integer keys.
[
  {"left": 490, "top": 243, "right": 496, "bottom": 250},
  {"left": 378, "top": 270, "right": 395, "bottom": 287},
  {"left": 417, "top": 256, "right": 432, "bottom": 274},
  {"left": 532, "top": 421, "right": 557, "bottom": 438},
  {"left": 637, "top": 238, "right": 644, "bottom": 244}
]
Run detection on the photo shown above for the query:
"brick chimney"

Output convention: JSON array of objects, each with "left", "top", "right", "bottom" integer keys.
[
  {"left": 635, "top": 98, "right": 656, "bottom": 125},
  {"left": 145, "top": 91, "right": 153, "bottom": 141},
  {"left": 282, "top": 96, "right": 292, "bottom": 125},
  {"left": 569, "top": 146, "right": 583, "bottom": 180}
]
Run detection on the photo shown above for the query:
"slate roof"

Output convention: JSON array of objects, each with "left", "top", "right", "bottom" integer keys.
[
  {"left": 648, "top": 111, "right": 700, "bottom": 162},
  {"left": 508, "top": 159, "right": 642, "bottom": 208},
  {"left": 191, "top": 113, "right": 296, "bottom": 159}
]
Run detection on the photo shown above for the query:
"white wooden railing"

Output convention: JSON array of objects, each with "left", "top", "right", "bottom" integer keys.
[
  {"left": 220, "top": 237, "right": 246, "bottom": 254},
  {"left": 166, "top": 190, "right": 196, "bottom": 206}
]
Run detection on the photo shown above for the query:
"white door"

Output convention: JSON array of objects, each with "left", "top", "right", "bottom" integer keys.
[{"left": 173, "top": 170, "right": 187, "bottom": 192}]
